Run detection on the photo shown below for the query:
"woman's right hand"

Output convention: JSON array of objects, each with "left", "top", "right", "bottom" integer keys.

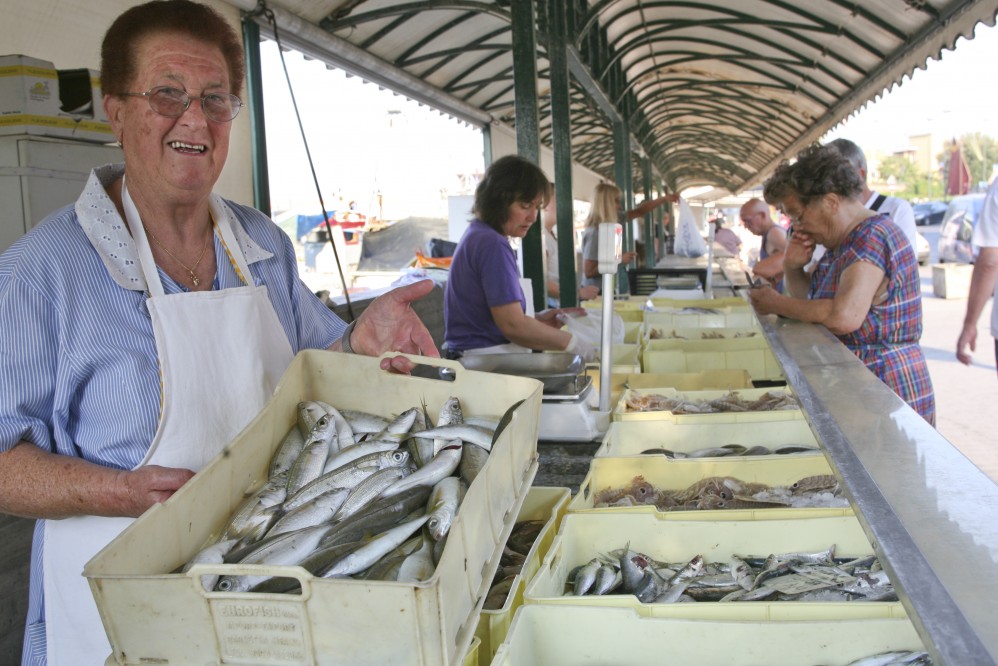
[
  {"left": 782, "top": 231, "right": 815, "bottom": 271},
  {"left": 579, "top": 285, "right": 599, "bottom": 301},
  {"left": 116, "top": 465, "right": 196, "bottom": 517}
]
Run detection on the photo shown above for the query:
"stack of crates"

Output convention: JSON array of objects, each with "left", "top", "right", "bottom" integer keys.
[{"left": 487, "top": 297, "right": 932, "bottom": 665}]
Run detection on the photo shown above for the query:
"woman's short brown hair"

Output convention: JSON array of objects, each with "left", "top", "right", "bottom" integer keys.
[
  {"left": 473, "top": 155, "right": 550, "bottom": 233},
  {"left": 101, "top": 0, "right": 245, "bottom": 96},
  {"left": 764, "top": 143, "right": 864, "bottom": 207}
]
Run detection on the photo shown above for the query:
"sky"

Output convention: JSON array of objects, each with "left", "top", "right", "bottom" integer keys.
[
  {"left": 261, "top": 20, "right": 998, "bottom": 217},
  {"left": 822, "top": 21, "right": 998, "bottom": 152}
]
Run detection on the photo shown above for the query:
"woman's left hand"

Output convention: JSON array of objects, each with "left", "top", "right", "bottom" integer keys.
[
  {"left": 536, "top": 307, "right": 586, "bottom": 329},
  {"left": 747, "top": 283, "right": 783, "bottom": 316},
  {"left": 344, "top": 280, "right": 441, "bottom": 368}
]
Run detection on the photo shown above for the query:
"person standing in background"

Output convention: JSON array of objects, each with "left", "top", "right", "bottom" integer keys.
[
  {"left": 711, "top": 213, "right": 743, "bottom": 256},
  {"left": 542, "top": 186, "right": 598, "bottom": 307},
  {"left": 827, "top": 138, "right": 917, "bottom": 251},
  {"left": 739, "top": 198, "right": 787, "bottom": 287},
  {"left": 956, "top": 176, "right": 998, "bottom": 374}
]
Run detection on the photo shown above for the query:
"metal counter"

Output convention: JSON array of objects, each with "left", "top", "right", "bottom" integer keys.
[{"left": 758, "top": 314, "right": 998, "bottom": 666}]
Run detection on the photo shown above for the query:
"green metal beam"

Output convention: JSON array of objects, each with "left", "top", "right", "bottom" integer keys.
[
  {"left": 642, "top": 158, "right": 654, "bottom": 268},
  {"left": 241, "top": 17, "right": 270, "bottom": 216},
  {"left": 613, "top": 121, "right": 632, "bottom": 295},
  {"left": 511, "top": 0, "right": 545, "bottom": 309},
  {"left": 548, "top": 0, "right": 577, "bottom": 308}
]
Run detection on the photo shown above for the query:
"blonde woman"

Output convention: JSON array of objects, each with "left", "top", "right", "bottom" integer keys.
[{"left": 580, "top": 183, "right": 677, "bottom": 289}]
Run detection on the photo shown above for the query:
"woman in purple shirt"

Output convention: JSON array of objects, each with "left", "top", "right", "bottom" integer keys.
[{"left": 444, "top": 155, "right": 593, "bottom": 359}]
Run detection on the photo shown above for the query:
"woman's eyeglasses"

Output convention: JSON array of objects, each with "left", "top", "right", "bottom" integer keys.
[{"left": 120, "top": 86, "right": 243, "bottom": 123}]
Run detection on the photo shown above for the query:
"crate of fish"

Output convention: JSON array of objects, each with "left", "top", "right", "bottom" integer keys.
[
  {"left": 524, "top": 513, "right": 906, "bottom": 620},
  {"left": 489, "top": 606, "right": 929, "bottom": 665},
  {"left": 583, "top": 298, "right": 645, "bottom": 323},
  {"left": 613, "top": 387, "right": 803, "bottom": 424},
  {"left": 640, "top": 325, "right": 762, "bottom": 347},
  {"left": 568, "top": 456, "right": 852, "bottom": 520},
  {"left": 641, "top": 336, "right": 783, "bottom": 381},
  {"left": 593, "top": 370, "right": 756, "bottom": 416},
  {"left": 641, "top": 301, "right": 757, "bottom": 330},
  {"left": 85, "top": 350, "right": 543, "bottom": 666},
  {"left": 595, "top": 418, "right": 820, "bottom": 459},
  {"left": 474, "top": 487, "right": 571, "bottom": 666}
]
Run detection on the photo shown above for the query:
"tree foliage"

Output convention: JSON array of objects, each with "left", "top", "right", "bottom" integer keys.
[{"left": 939, "top": 133, "right": 998, "bottom": 192}]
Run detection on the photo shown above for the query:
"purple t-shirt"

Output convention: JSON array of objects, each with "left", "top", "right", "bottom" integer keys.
[{"left": 444, "top": 219, "right": 525, "bottom": 351}]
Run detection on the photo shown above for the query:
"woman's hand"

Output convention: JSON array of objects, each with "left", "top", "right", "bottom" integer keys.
[
  {"left": 536, "top": 307, "right": 586, "bottom": 329},
  {"left": 343, "top": 280, "right": 440, "bottom": 359},
  {"left": 957, "top": 323, "right": 978, "bottom": 365},
  {"left": 621, "top": 250, "right": 637, "bottom": 265},
  {"left": 782, "top": 231, "right": 815, "bottom": 271},
  {"left": 115, "top": 465, "right": 196, "bottom": 517},
  {"left": 579, "top": 285, "right": 599, "bottom": 301}
]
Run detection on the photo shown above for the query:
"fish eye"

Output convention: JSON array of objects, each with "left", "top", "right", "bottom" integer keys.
[{"left": 216, "top": 579, "right": 232, "bottom": 591}]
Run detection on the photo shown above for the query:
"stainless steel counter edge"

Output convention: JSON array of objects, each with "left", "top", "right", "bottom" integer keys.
[{"left": 758, "top": 313, "right": 998, "bottom": 666}]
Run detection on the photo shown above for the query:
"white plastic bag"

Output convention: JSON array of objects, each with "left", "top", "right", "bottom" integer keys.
[
  {"left": 558, "top": 310, "right": 624, "bottom": 348},
  {"left": 673, "top": 198, "right": 707, "bottom": 257}
]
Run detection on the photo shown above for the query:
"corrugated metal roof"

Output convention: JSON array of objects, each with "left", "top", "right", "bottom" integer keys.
[{"left": 238, "top": 0, "right": 998, "bottom": 195}]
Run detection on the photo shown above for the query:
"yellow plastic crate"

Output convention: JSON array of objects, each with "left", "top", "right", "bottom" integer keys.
[
  {"left": 595, "top": 370, "right": 755, "bottom": 414},
  {"left": 640, "top": 325, "right": 762, "bottom": 346},
  {"left": 568, "top": 456, "right": 850, "bottom": 520},
  {"left": 85, "top": 350, "right": 543, "bottom": 666},
  {"left": 595, "top": 418, "right": 819, "bottom": 458},
  {"left": 586, "top": 344, "right": 642, "bottom": 390},
  {"left": 524, "top": 513, "right": 905, "bottom": 620},
  {"left": 490, "top": 607, "right": 924, "bottom": 666},
  {"left": 622, "top": 320, "right": 642, "bottom": 344},
  {"left": 641, "top": 336, "right": 783, "bottom": 381},
  {"left": 613, "top": 387, "right": 803, "bottom": 424},
  {"left": 642, "top": 303, "right": 757, "bottom": 329},
  {"left": 474, "top": 487, "right": 570, "bottom": 666}
]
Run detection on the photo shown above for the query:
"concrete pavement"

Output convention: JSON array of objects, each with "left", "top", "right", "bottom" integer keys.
[{"left": 918, "top": 224, "right": 998, "bottom": 481}]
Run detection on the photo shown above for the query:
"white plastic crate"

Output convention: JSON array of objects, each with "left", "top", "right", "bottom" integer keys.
[
  {"left": 490, "top": 606, "right": 924, "bottom": 666},
  {"left": 86, "top": 350, "right": 543, "bottom": 666},
  {"left": 595, "top": 419, "right": 819, "bottom": 458}
]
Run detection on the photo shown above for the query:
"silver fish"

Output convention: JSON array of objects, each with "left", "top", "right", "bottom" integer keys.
[
  {"left": 219, "top": 478, "right": 287, "bottom": 541},
  {"left": 397, "top": 533, "right": 436, "bottom": 582},
  {"left": 320, "top": 487, "right": 431, "bottom": 549},
  {"left": 340, "top": 409, "right": 390, "bottom": 436},
  {"left": 267, "top": 487, "right": 351, "bottom": 537},
  {"left": 320, "top": 515, "right": 429, "bottom": 578},
  {"left": 316, "top": 401, "right": 355, "bottom": 453},
  {"left": 592, "top": 564, "right": 619, "bottom": 595},
  {"left": 437, "top": 397, "right": 464, "bottom": 427},
  {"left": 845, "top": 652, "right": 931, "bottom": 666},
  {"left": 284, "top": 449, "right": 411, "bottom": 511},
  {"left": 382, "top": 443, "right": 462, "bottom": 497},
  {"left": 574, "top": 558, "right": 601, "bottom": 596},
  {"left": 323, "top": 439, "right": 399, "bottom": 474},
  {"left": 371, "top": 407, "right": 420, "bottom": 444},
  {"left": 458, "top": 443, "right": 489, "bottom": 487},
  {"left": 654, "top": 580, "right": 690, "bottom": 603},
  {"left": 426, "top": 476, "right": 465, "bottom": 541},
  {"left": 730, "top": 556, "right": 754, "bottom": 591},
  {"left": 286, "top": 436, "right": 331, "bottom": 496},
  {"left": 297, "top": 401, "right": 329, "bottom": 437},
  {"left": 332, "top": 467, "right": 410, "bottom": 522},
  {"left": 407, "top": 424, "right": 495, "bottom": 451},
  {"left": 216, "top": 523, "right": 332, "bottom": 592},
  {"left": 183, "top": 538, "right": 238, "bottom": 592},
  {"left": 269, "top": 426, "right": 306, "bottom": 478}
]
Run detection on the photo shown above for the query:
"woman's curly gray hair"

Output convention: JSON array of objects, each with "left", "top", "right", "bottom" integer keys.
[{"left": 763, "top": 143, "right": 864, "bottom": 206}]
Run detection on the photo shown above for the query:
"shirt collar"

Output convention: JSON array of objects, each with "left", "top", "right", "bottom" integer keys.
[{"left": 76, "top": 163, "right": 273, "bottom": 291}]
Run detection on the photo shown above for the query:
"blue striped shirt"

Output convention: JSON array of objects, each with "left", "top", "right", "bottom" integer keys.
[{"left": 2, "top": 164, "right": 345, "bottom": 664}]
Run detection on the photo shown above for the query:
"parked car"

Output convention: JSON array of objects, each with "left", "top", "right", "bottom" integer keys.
[
  {"left": 915, "top": 231, "right": 930, "bottom": 266},
  {"left": 913, "top": 200, "right": 948, "bottom": 226},
  {"left": 938, "top": 193, "right": 986, "bottom": 264}
]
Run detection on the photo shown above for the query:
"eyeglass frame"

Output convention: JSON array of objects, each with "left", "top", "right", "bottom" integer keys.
[{"left": 119, "top": 85, "right": 244, "bottom": 123}]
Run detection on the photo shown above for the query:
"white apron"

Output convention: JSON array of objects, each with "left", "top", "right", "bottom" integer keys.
[{"left": 42, "top": 183, "right": 294, "bottom": 665}]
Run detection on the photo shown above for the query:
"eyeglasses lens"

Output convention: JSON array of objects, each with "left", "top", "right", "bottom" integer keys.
[{"left": 146, "top": 87, "right": 241, "bottom": 122}]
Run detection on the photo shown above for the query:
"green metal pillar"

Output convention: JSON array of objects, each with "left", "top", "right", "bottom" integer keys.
[
  {"left": 242, "top": 18, "right": 271, "bottom": 217},
  {"left": 655, "top": 175, "right": 665, "bottom": 260},
  {"left": 613, "top": 122, "right": 632, "bottom": 294},
  {"left": 547, "top": 0, "right": 577, "bottom": 308},
  {"left": 511, "top": 0, "right": 545, "bottom": 309},
  {"left": 482, "top": 123, "right": 493, "bottom": 166},
  {"left": 642, "top": 158, "right": 654, "bottom": 268}
]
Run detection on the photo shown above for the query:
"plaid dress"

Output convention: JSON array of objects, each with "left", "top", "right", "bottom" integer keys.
[{"left": 811, "top": 214, "right": 936, "bottom": 424}]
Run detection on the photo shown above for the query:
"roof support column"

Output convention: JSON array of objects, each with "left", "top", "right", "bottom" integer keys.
[
  {"left": 642, "top": 158, "right": 655, "bottom": 268},
  {"left": 613, "top": 122, "right": 632, "bottom": 294},
  {"left": 511, "top": 0, "right": 545, "bottom": 309},
  {"left": 655, "top": 175, "right": 666, "bottom": 258},
  {"left": 547, "top": 0, "right": 577, "bottom": 308},
  {"left": 242, "top": 17, "right": 271, "bottom": 216}
]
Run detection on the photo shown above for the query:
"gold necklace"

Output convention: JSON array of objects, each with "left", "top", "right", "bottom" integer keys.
[{"left": 144, "top": 223, "right": 212, "bottom": 287}]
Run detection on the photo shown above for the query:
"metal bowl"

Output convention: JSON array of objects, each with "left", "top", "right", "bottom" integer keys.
[{"left": 458, "top": 352, "right": 584, "bottom": 394}]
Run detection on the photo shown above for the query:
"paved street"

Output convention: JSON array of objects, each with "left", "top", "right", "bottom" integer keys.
[{"left": 918, "top": 224, "right": 997, "bottom": 481}]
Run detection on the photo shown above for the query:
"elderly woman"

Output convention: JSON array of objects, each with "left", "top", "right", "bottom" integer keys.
[
  {"left": 748, "top": 144, "right": 935, "bottom": 423},
  {"left": 581, "top": 183, "right": 676, "bottom": 290},
  {"left": 444, "top": 155, "right": 593, "bottom": 358},
  {"left": 0, "top": 2, "right": 436, "bottom": 663}
]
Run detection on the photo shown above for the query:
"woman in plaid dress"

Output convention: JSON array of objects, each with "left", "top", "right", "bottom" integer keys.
[{"left": 748, "top": 144, "right": 935, "bottom": 424}]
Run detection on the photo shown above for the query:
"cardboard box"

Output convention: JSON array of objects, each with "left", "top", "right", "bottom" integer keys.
[
  {"left": 0, "top": 55, "right": 114, "bottom": 143},
  {"left": 85, "top": 351, "right": 543, "bottom": 666}
]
